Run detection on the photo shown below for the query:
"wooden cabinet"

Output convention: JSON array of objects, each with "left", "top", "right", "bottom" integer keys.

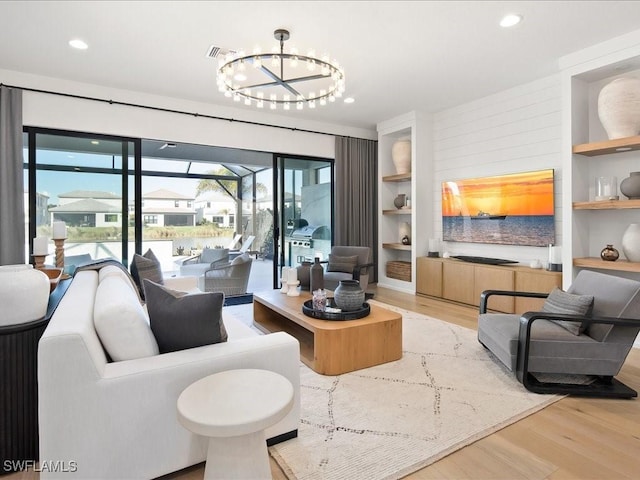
[
  {"left": 442, "top": 261, "right": 475, "bottom": 305},
  {"left": 417, "top": 257, "right": 561, "bottom": 313},
  {"left": 473, "top": 265, "right": 515, "bottom": 313},
  {"left": 416, "top": 256, "right": 442, "bottom": 297}
]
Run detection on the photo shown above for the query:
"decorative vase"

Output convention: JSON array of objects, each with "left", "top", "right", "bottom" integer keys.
[
  {"left": 622, "top": 223, "right": 640, "bottom": 262},
  {"left": 310, "top": 257, "right": 324, "bottom": 292},
  {"left": 394, "top": 194, "right": 406, "bottom": 209},
  {"left": 620, "top": 172, "right": 640, "bottom": 200},
  {"left": 600, "top": 244, "right": 619, "bottom": 262},
  {"left": 597, "top": 77, "right": 640, "bottom": 139},
  {"left": 333, "top": 279, "right": 365, "bottom": 312},
  {"left": 296, "top": 261, "right": 312, "bottom": 291},
  {"left": 391, "top": 136, "right": 411, "bottom": 174},
  {"left": 399, "top": 221, "right": 411, "bottom": 244}
]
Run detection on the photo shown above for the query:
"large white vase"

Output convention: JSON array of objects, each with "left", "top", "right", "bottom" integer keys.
[
  {"left": 391, "top": 136, "right": 411, "bottom": 174},
  {"left": 621, "top": 223, "right": 640, "bottom": 262},
  {"left": 597, "top": 77, "right": 640, "bottom": 139}
]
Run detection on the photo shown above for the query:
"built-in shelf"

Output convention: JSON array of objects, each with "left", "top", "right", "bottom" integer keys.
[
  {"left": 573, "top": 257, "right": 640, "bottom": 273},
  {"left": 382, "top": 208, "right": 412, "bottom": 215},
  {"left": 382, "top": 172, "right": 411, "bottom": 182},
  {"left": 573, "top": 199, "right": 640, "bottom": 210},
  {"left": 572, "top": 136, "right": 640, "bottom": 156},
  {"left": 382, "top": 242, "right": 412, "bottom": 251}
]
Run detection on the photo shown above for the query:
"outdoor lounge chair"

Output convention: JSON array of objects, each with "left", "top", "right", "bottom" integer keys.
[
  {"left": 228, "top": 235, "right": 256, "bottom": 260},
  {"left": 478, "top": 270, "right": 640, "bottom": 398},
  {"left": 180, "top": 247, "right": 229, "bottom": 276}
]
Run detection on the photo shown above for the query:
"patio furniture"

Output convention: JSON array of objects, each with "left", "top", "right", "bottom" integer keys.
[
  {"left": 198, "top": 253, "right": 253, "bottom": 297},
  {"left": 228, "top": 235, "right": 256, "bottom": 261},
  {"left": 226, "top": 234, "right": 243, "bottom": 250},
  {"left": 323, "top": 246, "right": 375, "bottom": 291},
  {"left": 180, "top": 247, "right": 229, "bottom": 276},
  {"left": 478, "top": 270, "right": 640, "bottom": 398}
]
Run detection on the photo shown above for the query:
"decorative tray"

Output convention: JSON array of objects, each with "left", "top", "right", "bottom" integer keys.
[{"left": 302, "top": 299, "right": 370, "bottom": 321}]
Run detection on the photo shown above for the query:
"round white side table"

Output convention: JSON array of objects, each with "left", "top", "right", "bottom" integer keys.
[{"left": 177, "top": 369, "right": 294, "bottom": 479}]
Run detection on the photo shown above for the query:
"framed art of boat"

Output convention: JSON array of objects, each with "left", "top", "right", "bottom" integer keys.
[{"left": 441, "top": 169, "right": 555, "bottom": 247}]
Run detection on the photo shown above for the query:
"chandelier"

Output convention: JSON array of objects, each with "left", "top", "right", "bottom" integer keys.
[{"left": 216, "top": 29, "right": 345, "bottom": 110}]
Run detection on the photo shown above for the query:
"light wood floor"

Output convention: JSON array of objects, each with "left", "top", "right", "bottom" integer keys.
[{"left": 8, "top": 286, "right": 640, "bottom": 480}]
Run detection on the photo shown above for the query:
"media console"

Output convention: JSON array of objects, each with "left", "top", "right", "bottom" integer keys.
[
  {"left": 450, "top": 255, "right": 518, "bottom": 265},
  {"left": 416, "top": 257, "right": 561, "bottom": 313}
]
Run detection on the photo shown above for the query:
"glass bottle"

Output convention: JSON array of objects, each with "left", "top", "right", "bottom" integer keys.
[{"left": 310, "top": 257, "right": 324, "bottom": 292}]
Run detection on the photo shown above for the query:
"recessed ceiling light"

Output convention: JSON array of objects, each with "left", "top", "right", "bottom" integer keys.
[
  {"left": 344, "top": 97, "right": 355, "bottom": 104},
  {"left": 69, "top": 38, "right": 88, "bottom": 50},
  {"left": 90, "top": 140, "right": 100, "bottom": 145},
  {"left": 500, "top": 14, "right": 522, "bottom": 28}
]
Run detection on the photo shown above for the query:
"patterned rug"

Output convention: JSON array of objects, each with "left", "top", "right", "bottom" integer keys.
[{"left": 268, "top": 301, "right": 562, "bottom": 480}]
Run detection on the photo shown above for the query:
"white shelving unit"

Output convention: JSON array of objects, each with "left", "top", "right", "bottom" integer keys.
[
  {"left": 377, "top": 111, "right": 432, "bottom": 293},
  {"left": 561, "top": 35, "right": 640, "bottom": 285}
]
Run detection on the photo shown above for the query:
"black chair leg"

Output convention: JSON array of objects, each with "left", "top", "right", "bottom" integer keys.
[{"left": 521, "top": 373, "right": 637, "bottom": 399}]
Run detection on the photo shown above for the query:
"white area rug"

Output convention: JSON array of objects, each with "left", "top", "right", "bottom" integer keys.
[{"left": 265, "top": 300, "right": 562, "bottom": 480}]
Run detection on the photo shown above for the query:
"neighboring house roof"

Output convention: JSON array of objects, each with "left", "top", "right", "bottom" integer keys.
[
  {"left": 141, "top": 207, "right": 195, "bottom": 214},
  {"left": 58, "top": 190, "right": 121, "bottom": 199},
  {"left": 144, "top": 189, "right": 194, "bottom": 200},
  {"left": 49, "top": 198, "right": 121, "bottom": 213}
]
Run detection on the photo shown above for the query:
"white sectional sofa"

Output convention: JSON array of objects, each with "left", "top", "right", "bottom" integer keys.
[{"left": 37, "top": 269, "right": 300, "bottom": 479}]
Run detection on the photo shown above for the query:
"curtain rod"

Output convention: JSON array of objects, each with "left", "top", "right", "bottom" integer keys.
[{"left": 0, "top": 83, "right": 374, "bottom": 141}]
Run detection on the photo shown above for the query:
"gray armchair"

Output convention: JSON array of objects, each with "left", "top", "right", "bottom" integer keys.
[
  {"left": 323, "top": 246, "right": 375, "bottom": 291},
  {"left": 478, "top": 270, "right": 640, "bottom": 398},
  {"left": 180, "top": 247, "right": 229, "bottom": 276},
  {"left": 197, "top": 253, "right": 253, "bottom": 297}
]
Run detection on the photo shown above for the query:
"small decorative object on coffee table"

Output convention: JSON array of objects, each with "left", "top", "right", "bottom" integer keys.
[
  {"left": 310, "top": 257, "right": 324, "bottom": 292},
  {"left": 297, "top": 261, "right": 312, "bottom": 290},
  {"left": 334, "top": 279, "right": 365, "bottom": 311},
  {"left": 302, "top": 298, "right": 370, "bottom": 320},
  {"left": 600, "top": 244, "right": 619, "bottom": 261}
]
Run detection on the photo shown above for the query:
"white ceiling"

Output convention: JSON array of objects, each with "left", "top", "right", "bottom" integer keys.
[{"left": 2, "top": 1, "right": 640, "bottom": 131}]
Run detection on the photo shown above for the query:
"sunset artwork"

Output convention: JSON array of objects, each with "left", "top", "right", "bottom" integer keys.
[{"left": 441, "top": 169, "right": 555, "bottom": 247}]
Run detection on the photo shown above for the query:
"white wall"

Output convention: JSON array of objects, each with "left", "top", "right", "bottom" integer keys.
[
  {"left": 1, "top": 68, "right": 376, "bottom": 159},
  {"left": 432, "top": 74, "right": 563, "bottom": 266}
]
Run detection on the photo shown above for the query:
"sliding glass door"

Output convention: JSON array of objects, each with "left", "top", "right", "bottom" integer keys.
[
  {"left": 24, "top": 129, "right": 137, "bottom": 267},
  {"left": 275, "top": 156, "right": 334, "bottom": 285}
]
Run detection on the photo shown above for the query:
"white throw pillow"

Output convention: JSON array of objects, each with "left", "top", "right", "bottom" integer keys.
[
  {"left": 94, "top": 275, "right": 159, "bottom": 361},
  {"left": 98, "top": 265, "right": 139, "bottom": 296}
]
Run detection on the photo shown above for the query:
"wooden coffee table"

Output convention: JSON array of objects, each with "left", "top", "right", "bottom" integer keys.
[{"left": 253, "top": 290, "right": 402, "bottom": 375}]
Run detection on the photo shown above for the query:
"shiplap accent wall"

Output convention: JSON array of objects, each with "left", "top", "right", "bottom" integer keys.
[{"left": 431, "top": 74, "right": 563, "bottom": 266}]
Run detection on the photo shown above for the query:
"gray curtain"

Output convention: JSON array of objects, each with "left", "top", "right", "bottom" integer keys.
[
  {"left": 334, "top": 136, "right": 378, "bottom": 281},
  {"left": 0, "top": 86, "right": 25, "bottom": 265}
]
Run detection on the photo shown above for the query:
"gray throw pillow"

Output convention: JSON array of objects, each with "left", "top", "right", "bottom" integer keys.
[
  {"left": 130, "top": 249, "right": 163, "bottom": 300},
  {"left": 143, "top": 279, "right": 228, "bottom": 354},
  {"left": 327, "top": 254, "right": 359, "bottom": 274},
  {"left": 541, "top": 287, "right": 594, "bottom": 335}
]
